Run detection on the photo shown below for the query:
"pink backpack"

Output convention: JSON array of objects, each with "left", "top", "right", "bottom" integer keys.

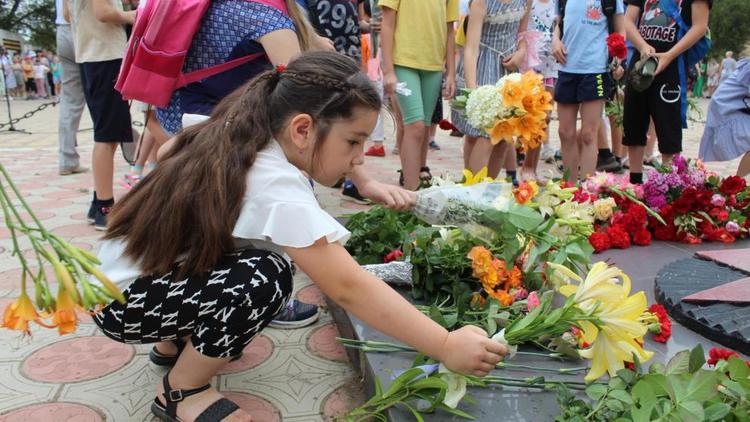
[{"left": 115, "top": 0, "right": 287, "bottom": 107}]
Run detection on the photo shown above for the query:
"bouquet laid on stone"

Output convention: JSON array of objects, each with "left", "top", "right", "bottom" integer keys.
[
  {"left": 452, "top": 72, "right": 552, "bottom": 151},
  {"left": 642, "top": 155, "right": 749, "bottom": 244},
  {"left": 0, "top": 164, "right": 124, "bottom": 336}
]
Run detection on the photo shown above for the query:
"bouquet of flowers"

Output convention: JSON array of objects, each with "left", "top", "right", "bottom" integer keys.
[
  {"left": 643, "top": 156, "right": 750, "bottom": 244},
  {"left": 452, "top": 72, "right": 553, "bottom": 151}
]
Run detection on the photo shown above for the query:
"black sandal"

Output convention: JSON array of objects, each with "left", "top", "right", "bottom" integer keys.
[
  {"left": 151, "top": 372, "right": 241, "bottom": 422},
  {"left": 149, "top": 339, "right": 242, "bottom": 367},
  {"left": 420, "top": 166, "right": 433, "bottom": 181}
]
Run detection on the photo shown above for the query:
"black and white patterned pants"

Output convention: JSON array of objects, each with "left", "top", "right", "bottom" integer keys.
[{"left": 94, "top": 249, "right": 293, "bottom": 358}]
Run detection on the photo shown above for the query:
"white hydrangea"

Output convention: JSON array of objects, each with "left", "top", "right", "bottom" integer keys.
[
  {"left": 465, "top": 85, "right": 503, "bottom": 130},
  {"left": 495, "top": 73, "right": 522, "bottom": 91}
]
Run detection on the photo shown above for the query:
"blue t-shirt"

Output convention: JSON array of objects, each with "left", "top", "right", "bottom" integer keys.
[{"left": 559, "top": 0, "right": 625, "bottom": 74}]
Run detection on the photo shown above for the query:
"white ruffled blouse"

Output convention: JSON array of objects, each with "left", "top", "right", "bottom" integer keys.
[{"left": 96, "top": 139, "right": 350, "bottom": 290}]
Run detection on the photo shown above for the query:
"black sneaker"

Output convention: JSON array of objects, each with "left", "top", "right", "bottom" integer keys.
[
  {"left": 596, "top": 155, "right": 623, "bottom": 173},
  {"left": 88, "top": 203, "right": 112, "bottom": 231},
  {"left": 342, "top": 181, "right": 370, "bottom": 205},
  {"left": 268, "top": 300, "right": 319, "bottom": 329}
]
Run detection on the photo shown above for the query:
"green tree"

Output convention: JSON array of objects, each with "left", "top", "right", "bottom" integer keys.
[
  {"left": 0, "top": 0, "right": 56, "bottom": 51},
  {"left": 708, "top": 0, "right": 750, "bottom": 58}
]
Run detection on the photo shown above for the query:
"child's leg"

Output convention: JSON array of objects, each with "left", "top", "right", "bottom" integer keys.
[
  {"left": 609, "top": 114, "right": 624, "bottom": 159},
  {"left": 92, "top": 142, "right": 118, "bottom": 201},
  {"left": 649, "top": 67, "right": 683, "bottom": 168},
  {"left": 622, "top": 87, "right": 650, "bottom": 183},
  {"left": 467, "top": 137, "right": 497, "bottom": 174},
  {"left": 737, "top": 152, "right": 750, "bottom": 177},
  {"left": 578, "top": 100, "right": 604, "bottom": 180},
  {"left": 557, "top": 103, "right": 581, "bottom": 183},
  {"left": 35, "top": 78, "right": 45, "bottom": 97},
  {"left": 420, "top": 71, "right": 443, "bottom": 171},
  {"left": 94, "top": 249, "right": 292, "bottom": 421},
  {"left": 521, "top": 145, "right": 540, "bottom": 181},
  {"left": 463, "top": 136, "right": 477, "bottom": 169},
  {"left": 394, "top": 66, "right": 427, "bottom": 189},
  {"left": 369, "top": 78, "right": 386, "bottom": 149}
]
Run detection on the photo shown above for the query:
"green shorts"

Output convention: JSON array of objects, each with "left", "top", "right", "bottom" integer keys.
[{"left": 394, "top": 66, "right": 443, "bottom": 126}]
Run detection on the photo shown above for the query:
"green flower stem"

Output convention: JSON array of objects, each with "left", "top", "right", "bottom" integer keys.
[
  {"left": 496, "top": 362, "right": 588, "bottom": 374},
  {"left": 0, "top": 164, "right": 51, "bottom": 237},
  {"left": 0, "top": 183, "right": 32, "bottom": 291}
]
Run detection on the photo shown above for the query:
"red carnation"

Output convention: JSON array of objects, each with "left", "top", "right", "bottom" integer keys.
[
  {"left": 633, "top": 229, "right": 652, "bottom": 246},
  {"left": 696, "top": 190, "right": 714, "bottom": 209},
  {"left": 673, "top": 188, "right": 698, "bottom": 214},
  {"left": 720, "top": 176, "right": 747, "bottom": 196},
  {"left": 607, "top": 225, "right": 631, "bottom": 249},
  {"left": 718, "top": 210, "right": 730, "bottom": 222},
  {"left": 438, "top": 119, "right": 459, "bottom": 131},
  {"left": 648, "top": 304, "right": 672, "bottom": 343},
  {"left": 606, "top": 33, "right": 628, "bottom": 60},
  {"left": 707, "top": 348, "right": 742, "bottom": 366},
  {"left": 572, "top": 188, "right": 593, "bottom": 203},
  {"left": 683, "top": 233, "right": 702, "bottom": 244},
  {"left": 383, "top": 249, "right": 404, "bottom": 263},
  {"left": 627, "top": 205, "right": 648, "bottom": 232},
  {"left": 588, "top": 231, "right": 611, "bottom": 253},
  {"left": 711, "top": 228, "right": 735, "bottom": 243},
  {"left": 653, "top": 223, "right": 677, "bottom": 241}
]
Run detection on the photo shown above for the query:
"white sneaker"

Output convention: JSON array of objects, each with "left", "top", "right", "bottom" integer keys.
[{"left": 540, "top": 144, "right": 555, "bottom": 163}]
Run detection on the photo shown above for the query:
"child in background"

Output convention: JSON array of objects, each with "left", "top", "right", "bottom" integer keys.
[
  {"left": 451, "top": 0, "right": 531, "bottom": 182},
  {"left": 552, "top": 0, "right": 626, "bottom": 183},
  {"left": 32, "top": 58, "right": 50, "bottom": 99},
  {"left": 95, "top": 52, "right": 507, "bottom": 421},
  {"left": 51, "top": 55, "right": 62, "bottom": 96},
  {"left": 622, "top": 0, "right": 711, "bottom": 185},
  {"left": 699, "top": 57, "right": 750, "bottom": 177},
  {"left": 380, "top": 0, "right": 458, "bottom": 190}
]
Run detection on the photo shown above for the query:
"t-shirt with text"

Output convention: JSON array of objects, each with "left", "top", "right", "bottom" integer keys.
[
  {"left": 307, "top": 0, "right": 363, "bottom": 61},
  {"left": 626, "top": 0, "right": 712, "bottom": 53}
]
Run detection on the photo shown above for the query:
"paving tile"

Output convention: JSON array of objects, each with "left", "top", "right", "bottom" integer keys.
[
  {"left": 695, "top": 248, "right": 750, "bottom": 273},
  {"left": 0, "top": 402, "right": 104, "bottom": 422},
  {"left": 0, "top": 362, "right": 59, "bottom": 412}
]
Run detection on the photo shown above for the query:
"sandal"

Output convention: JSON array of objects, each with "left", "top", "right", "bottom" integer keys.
[
  {"left": 419, "top": 166, "right": 433, "bottom": 181},
  {"left": 149, "top": 339, "right": 242, "bottom": 367},
  {"left": 151, "top": 372, "right": 241, "bottom": 422}
]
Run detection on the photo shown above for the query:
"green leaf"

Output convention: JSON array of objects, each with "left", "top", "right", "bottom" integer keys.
[
  {"left": 609, "top": 389, "right": 634, "bottom": 405},
  {"left": 609, "top": 377, "right": 627, "bottom": 390},
  {"left": 704, "top": 403, "right": 731, "bottom": 421},
  {"left": 585, "top": 384, "right": 607, "bottom": 401},
  {"left": 632, "top": 379, "right": 657, "bottom": 405},
  {"left": 677, "top": 400, "right": 704, "bottom": 422},
  {"left": 688, "top": 344, "right": 706, "bottom": 374},
  {"left": 665, "top": 350, "right": 690, "bottom": 375},
  {"left": 507, "top": 203, "right": 544, "bottom": 231},
  {"left": 437, "top": 403, "right": 476, "bottom": 420},
  {"left": 727, "top": 356, "right": 750, "bottom": 380},
  {"left": 410, "top": 377, "right": 448, "bottom": 391},
  {"left": 684, "top": 370, "right": 719, "bottom": 403},
  {"left": 617, "top": 369, "right": 636, "bottom": 385},
  {"left": 605, "top": 398, "right": 625, "bottom": 412},
  {"left": 383, "top": 368, "right": 428, "bottom": 398},
  {"left": 404, "top": 404, "right": 425, "bottom": 422}
]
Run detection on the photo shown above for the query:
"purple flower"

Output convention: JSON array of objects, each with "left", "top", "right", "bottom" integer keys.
[
  {"left": 726, "top": 221, "right": 740, "bottom": 234},
  {"left": 672, "top": 155, "right": 688, "bottom": 173}
]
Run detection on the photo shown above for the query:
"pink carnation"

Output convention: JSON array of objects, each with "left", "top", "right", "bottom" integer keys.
[{"left": 527, "top": 291, "right": 540, "bottom": 311}]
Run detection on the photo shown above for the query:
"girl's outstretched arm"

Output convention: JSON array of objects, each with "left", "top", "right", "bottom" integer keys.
[{"left": 286, "top": 238, "right": 507, "bottom": 376}]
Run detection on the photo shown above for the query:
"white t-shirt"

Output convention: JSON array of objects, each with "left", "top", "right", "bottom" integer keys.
[
  {"left": 33, "top": 64, "right": 49, "bottom": 79},
  {"left": 95, "top": 139, "right": 350, "bottom": 290}
]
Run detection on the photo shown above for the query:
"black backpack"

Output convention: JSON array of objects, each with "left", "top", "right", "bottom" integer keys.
[{"left": 558, "top": 0, "right": 618, "bottom": 38}]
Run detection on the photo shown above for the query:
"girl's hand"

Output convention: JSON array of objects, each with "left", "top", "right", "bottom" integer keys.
[
  {"left": 358, "top": 179, "right": 416, "bottom": 211},
  {"left": 443, "top": 73, "right": 456, "bottom": 99},
  {"left": 438, "top": 326, "right": 507, "bottom": 376},
  {"left": 612, "top": 64, "right": 625, "bottom": 80},
  {"left": 383, "top": 70, "right": 399, "bottom": 95},
  {"left": 551, "top": 38, "right": 567, "bottom": 65},
  {"left": 502, "top": 50, "right": 525, "bottom": 71},
  {"left": 638, "top": 44, "right": 656, "bottom": 58}
]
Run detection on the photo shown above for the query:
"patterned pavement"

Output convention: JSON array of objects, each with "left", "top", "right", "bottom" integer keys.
[{"left": 0, "top": 96, "right": 740, "bottom": 421}]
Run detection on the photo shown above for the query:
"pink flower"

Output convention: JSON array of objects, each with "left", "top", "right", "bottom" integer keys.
[
  {"left": 711, "top": 194, "right": 726, "bottom": 207},
  {"left": 527, "top": 291, "right": 540, "bottom": 311},
  {"left": 726, "top": 221, "right": 741, "bottom": 234},
  {"left": 513, "top": 288, "right": 529, "bottom": 301}
]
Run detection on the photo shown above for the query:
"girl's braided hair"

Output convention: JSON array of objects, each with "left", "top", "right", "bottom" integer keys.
[{"left": 106, "top": 51, "right": 381, "bottom": 277}]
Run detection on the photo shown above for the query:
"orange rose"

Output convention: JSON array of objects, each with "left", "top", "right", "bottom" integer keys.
[{"left": 513, "top": 181, "right": 539, "bottom": 204}]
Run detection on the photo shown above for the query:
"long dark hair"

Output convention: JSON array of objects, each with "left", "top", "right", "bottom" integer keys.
[{"left": 106, "top": 52, "right": 381, "bottom": 276}]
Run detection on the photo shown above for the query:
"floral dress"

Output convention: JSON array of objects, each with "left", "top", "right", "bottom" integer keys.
[{"left": 451, "top": 0, "right": 527, "bottom": 138}]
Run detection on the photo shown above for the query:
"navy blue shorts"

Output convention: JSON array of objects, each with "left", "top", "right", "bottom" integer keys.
[
  {"left": 80, "top": 59, "right": 133, "bottom": 143},
  {"left": 554, "top": 71, "right": 612, "bottom": 104}
]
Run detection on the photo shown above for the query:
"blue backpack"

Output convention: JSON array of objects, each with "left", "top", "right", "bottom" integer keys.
[{"left": 658, "top": 0, "right": 712, "bottom": 68}]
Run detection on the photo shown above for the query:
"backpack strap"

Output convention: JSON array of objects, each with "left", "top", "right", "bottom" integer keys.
[
  {"left": 600, "top": 0, "right": 617, "bottom": 35},
  {"left": 558, "top": 0, "right": 567, "bottom": 38},
  {"left": 179, "top": 53, "right": 266, "bottom": 87}
]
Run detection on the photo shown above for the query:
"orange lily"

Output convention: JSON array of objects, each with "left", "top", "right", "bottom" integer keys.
[
  {"left": 489, "top": 117, "right": 519, "bottom": 144},
  {"left": 500, "top": 80, "right": 524, "bottom": 109},
  {"left": 513, "top": 180, "right": 539, "bottom": 204},
  {"left": 52, "top": 287, "right": 78, "bottom": 335},
  {"left": 2, "top": 292, "right": 40, "bottom": 334}
]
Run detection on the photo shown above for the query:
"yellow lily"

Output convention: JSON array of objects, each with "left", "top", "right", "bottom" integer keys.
[
  {"left": 578, "top": 291, "right": 653, "bottom": 382},
  {"left": 462, "top": 167, "right": 493, "bottom": 186},
  {"left": 550, "top": 262, "right": 631, "bottom": 305}
]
